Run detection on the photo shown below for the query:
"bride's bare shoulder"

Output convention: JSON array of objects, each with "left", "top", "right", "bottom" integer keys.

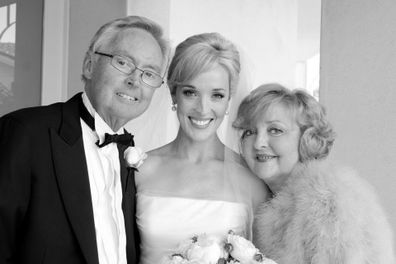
[
  {"left": 224, "top": 147, "right": 248, "bottom": 169},
  {"left": 147, "top": 143, "right": 173, "bottom": 157},
  {"left": 135, "top": 143, "right": 178, "bottom": 190},
  {"left": 138, "top": 143, "right": 173, "bottom": 174},
  {"left": 225, "top": 148, "right": 270, "bottom": 204}
]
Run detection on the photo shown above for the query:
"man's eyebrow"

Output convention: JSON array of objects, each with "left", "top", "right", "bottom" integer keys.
[
  {"left": 117, "top": 52, "right": 162, "bottom": 73},
  {"left": 146, "top": 64, "right": 162, "bottom": 73},
  {"left": 139, "top": 60, "right": 162, "bottom": 73}
]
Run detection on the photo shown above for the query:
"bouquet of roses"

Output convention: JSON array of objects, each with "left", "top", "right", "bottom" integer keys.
[{"left": 161, "top": 230, "right": 277, "bottom": 264}]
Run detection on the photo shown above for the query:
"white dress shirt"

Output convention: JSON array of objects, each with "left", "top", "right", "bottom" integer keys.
[{"left": 80, "top": 93, "right": 127, "bottom": 264}]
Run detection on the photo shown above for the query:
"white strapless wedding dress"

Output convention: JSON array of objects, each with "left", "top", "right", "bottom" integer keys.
[{"left": 136, "top": 193, "right": 251, "bottom": 264}]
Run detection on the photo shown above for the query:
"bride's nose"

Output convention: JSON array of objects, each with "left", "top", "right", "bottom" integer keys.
[{"left": 195, "top": 96, "right": 210, "bottom": 114}]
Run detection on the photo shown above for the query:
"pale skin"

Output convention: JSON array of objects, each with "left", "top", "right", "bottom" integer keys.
[
  {"left": 240, "top": 103, "right": 301, "bottom": 194},
  {"left": 137, "top": 65, "right": 268, "bottom": 208},
  {"left": 83, "top": 28, "right": 165, "bottom": 131}
]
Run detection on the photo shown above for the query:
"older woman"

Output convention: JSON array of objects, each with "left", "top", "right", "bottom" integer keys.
[
  {"left": 233, "top": 83, "right": 395, "bottom": 264},
  {"left": 135, "top": 33, "right": 268, "bottom": 264}
]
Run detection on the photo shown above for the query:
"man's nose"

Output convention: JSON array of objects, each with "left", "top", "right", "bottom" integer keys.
[{"left": 125, "top": 69, "right": 141, "bottom": 87}]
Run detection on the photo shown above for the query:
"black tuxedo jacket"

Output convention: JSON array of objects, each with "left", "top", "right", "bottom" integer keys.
[{"left": 0, "top": 93, "right": 139, "bottom": 264}]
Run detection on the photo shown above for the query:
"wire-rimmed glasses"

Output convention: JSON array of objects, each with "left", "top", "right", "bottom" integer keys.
[{"left": 94, "top": 51, "right": 164, "bottom": 88}]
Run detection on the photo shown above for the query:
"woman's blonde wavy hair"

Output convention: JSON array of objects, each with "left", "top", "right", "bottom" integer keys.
[{"left": 233, "top": 83, "right": 335, "bottom": 162}]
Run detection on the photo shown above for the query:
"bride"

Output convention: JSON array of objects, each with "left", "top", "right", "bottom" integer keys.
[{"left": 135, "top": 32, "right": 269, "bottom": 264}]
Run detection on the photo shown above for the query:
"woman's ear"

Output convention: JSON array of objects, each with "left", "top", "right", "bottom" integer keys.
[{"left": 82, "top": 54, "right": 94, "bottom": 80}]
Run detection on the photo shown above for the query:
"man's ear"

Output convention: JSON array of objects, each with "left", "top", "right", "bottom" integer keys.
[{"left": 82, "top": 54, "right": 94, "bottom": 80}]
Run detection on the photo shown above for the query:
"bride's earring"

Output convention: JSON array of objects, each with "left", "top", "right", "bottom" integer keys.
[
  {"left": 171, "top": 103, "right": 177, "bottom": 111},
  {"left": 225, "top": 110, "right": 229, "bottom": 115}
]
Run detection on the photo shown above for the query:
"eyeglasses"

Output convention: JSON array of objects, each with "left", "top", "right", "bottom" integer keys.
[{"left": 94, "top": 51, "right": 164, "bottom": 88}]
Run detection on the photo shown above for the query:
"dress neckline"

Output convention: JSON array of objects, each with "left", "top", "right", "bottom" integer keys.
[{"left": 137, "top": 191, "right": 249, "bottom": 207}]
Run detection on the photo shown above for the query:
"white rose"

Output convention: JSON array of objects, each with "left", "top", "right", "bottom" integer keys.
[
  {"left": 123, "top": 146, "right": 147, "bottom": 168},
  {"left": 226, "top": 233, "right": 259, "bottom": 263},
  {"left": 186, "top": 234, "right": 226, "bottom": 264}
]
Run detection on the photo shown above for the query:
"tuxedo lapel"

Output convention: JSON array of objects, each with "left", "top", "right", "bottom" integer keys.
[
  {"left": 51, "top": 94, "right": 99, "bottom": 264},
  {"left": 118, "top": 145, "right": 139, "bottom": 262}
]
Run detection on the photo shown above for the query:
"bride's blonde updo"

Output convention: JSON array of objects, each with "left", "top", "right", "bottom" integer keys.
[
  {"left": 233, "top": 83, "right": 336, "bottom": 162},
  {"left": 167, "top": 32, "right": 240, "bottom": 98}
]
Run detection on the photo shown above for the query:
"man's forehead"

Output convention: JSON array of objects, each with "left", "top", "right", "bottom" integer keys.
[{"left": 105, "top": 28, "right": 164, "bottom": 71}]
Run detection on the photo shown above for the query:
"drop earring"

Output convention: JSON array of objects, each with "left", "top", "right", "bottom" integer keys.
[{"left": 171, "top": 103, "right": 177, "bottom": 111}]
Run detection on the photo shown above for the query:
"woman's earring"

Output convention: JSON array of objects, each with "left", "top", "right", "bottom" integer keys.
[
  {"left": 225, "top": 110, "right": 229, "bottom": 115},
  {"left": 171, "top": 103, "right": 177, "bottom": 111}
]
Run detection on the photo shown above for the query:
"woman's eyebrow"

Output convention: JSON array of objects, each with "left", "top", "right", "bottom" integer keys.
[
  {"left": 178, "top": 84, "right": 196, "bottom": 89},
  {"left": 212, "top": 88, "right": 226, "bottom": 92}
]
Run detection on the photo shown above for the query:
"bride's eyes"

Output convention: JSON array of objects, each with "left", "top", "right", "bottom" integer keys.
[
  {"left": 212, "top": 93, "right": 225, "bottom": 100},
  {"left": 182, "top": 88, "right": 197, "bottom": 97}
]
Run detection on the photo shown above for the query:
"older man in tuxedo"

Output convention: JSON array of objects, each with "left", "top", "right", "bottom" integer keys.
[{"left": 0, "top": 16, "right": 169, "bottom": 264}]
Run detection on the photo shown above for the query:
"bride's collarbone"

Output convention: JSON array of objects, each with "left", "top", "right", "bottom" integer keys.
[
  {"left": 138, "top": 167, "right": 247, "bottom": 202},
  {"left": 139, "top": 154, "right": 243, "bottom": 187}
]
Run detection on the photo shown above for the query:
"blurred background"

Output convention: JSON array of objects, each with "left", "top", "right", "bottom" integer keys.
[{"left": 1, "top": 0, "right": 395, "bottom": 251}]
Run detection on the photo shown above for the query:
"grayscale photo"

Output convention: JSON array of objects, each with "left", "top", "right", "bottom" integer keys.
[{"left": 0, "top": 1, "right": 395, "bottom": 264}]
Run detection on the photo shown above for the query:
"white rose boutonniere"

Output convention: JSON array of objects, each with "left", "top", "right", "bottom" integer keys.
[{"left": 124, "top": 146, "right": 147, "bottom": 170}]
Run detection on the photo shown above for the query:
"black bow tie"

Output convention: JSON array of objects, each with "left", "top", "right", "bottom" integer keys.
[
  {"left": 78, "top": 98, "right": 135, "bottom": 148},
  {"left": 96, "top": 132, "right": 134, "bottom": 148}
]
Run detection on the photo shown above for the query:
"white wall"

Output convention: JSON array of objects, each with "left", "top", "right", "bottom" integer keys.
[
  {"left": 168, "top": 0, "right": 298, "bottom": 89},
  {"left": 42, "top": 0, "right": 69, "bottom": 105},
  {"left": 127, "top": 0, "right": 170, "bottom": 37},
  {"left": 297, "top": 0, "right": 321, "bottom": 61},
  {"left": 321, "top": 0, "right": 396, "bottom": 247}
]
